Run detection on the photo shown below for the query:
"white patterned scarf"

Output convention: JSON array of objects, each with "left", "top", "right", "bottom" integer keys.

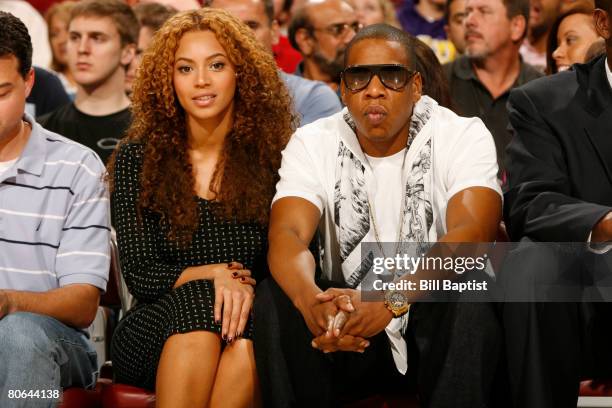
[{"left": 332, "top": 95, "right": 438, "bottom": 334}]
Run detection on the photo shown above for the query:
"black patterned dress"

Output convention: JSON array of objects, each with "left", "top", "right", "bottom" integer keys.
[{"left": 110, "top": 143, "right": 268, "bottom": 390}]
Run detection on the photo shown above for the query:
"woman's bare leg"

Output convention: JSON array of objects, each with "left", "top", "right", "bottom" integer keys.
[
  {"left": 209, "top": 338, "right": 261, "bottom": 408},
  {"left": 156, "top": 331, "right": 222, "bottom": 408}
]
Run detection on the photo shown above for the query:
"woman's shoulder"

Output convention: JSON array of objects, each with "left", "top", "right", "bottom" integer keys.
[
  {"left": 114, "top": 142, "right": 146, "bottom": 168},
  {"left": 116, "top": 141, "right": 145, "bottom": 159}
]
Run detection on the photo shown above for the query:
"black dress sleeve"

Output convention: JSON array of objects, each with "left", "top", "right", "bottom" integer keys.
[{"left": 111, "top": 143, "right": 184, "bottom": 303}]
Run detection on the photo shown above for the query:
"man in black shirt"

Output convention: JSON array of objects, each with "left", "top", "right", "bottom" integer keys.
[
  {"left": 444, "top": 0, "right": 541, "bottom": 178},
  {"left": 26, "top": 67, "right": 70, "bottom": 117},
  {"left": 38, "top": 0, "right": 137, "bottom": 163}
]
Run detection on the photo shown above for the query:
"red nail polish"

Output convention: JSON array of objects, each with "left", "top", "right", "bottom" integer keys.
[
  {"left": 240, "top": 277, "right": 245, "bottom": 281},
  {"left": 232, "top": 272, "right": 238, "bottom": 277}
]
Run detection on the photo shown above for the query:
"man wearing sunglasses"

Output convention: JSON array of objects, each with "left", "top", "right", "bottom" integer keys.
[
  {"left": 257, "top": 23, "right": 504, "bottom": 407},
  {"left": 288, "top": 0, "right": 360, "bottom": 95}
]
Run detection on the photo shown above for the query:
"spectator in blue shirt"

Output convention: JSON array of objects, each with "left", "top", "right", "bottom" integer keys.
[
  {"left": 0, "top": 11, "right": 110, "bottom": 407},
  {"left": 209, "top": 0, "right": 342, "bottom": 124}
]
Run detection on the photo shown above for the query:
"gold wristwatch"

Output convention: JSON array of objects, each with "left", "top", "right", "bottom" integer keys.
[{"left": 383, "top": 290, "right": 410, "bottom": 318}]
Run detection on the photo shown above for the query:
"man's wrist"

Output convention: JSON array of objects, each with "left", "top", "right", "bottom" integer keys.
[{"left": 293, "top": 287, "right": 322, "bottom": 312}]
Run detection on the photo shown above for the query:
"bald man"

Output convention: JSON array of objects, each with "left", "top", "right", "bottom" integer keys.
[{"left": 288, "top": 0, "right": 360, "bottom": 92}]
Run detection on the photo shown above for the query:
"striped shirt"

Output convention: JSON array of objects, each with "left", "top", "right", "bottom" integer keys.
[{"left": 0, "top": 113, "right": 110, "bottom": 292}]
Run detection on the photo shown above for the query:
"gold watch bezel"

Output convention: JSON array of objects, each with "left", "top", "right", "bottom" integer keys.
[{"left": 384, "top": 290, "right": 409, "bottom": 318}]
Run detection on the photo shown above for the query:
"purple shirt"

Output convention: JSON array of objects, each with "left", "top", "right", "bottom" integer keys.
[{"left": 398, "top": 0, "right": 447, "bottom": 39}]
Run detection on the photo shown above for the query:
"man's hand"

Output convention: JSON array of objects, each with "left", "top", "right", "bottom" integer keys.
[
  {"left": 0, "top": 291, "right": 13, "bottom": 319},
  {"left": 311, "top": 328, "right": 370, "bottom": 353},
  {"left": 316, "top": 288, "right": 393, "bottom": 338},
  {"left": 295, "top": 292, "right": 340, "bottom": 337}
]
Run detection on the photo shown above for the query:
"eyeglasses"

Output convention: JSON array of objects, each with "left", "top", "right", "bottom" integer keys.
[
  {"left": 313, "top": 22, "right": 362, "bottom": 38},
  {"left": 342, "top": 64, "right": 417, "bottom": 92}
]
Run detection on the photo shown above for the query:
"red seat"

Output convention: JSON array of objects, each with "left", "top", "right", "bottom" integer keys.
[
  {"left": 580, "top": 379, "right": 612, "bottom": 396},
  {"left": 60, "top": 379, "right": 111, "bottom": 408},
  {"left": 101, "top": 384, "right": 156, "bottom": 408}
]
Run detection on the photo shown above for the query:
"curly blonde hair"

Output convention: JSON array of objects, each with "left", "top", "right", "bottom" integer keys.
[{"left": 108, "top": 8, "right": 297, "bottom": 242}]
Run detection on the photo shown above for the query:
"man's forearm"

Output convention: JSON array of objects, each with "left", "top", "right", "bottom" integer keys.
[
  {"left": 268, "top": 228, "right": 322, "bottom": 309},
  {"left": 4, "top": 284, "right": 100, "bottom": 329}
]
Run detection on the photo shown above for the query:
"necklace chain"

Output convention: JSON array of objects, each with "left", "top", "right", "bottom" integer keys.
[
  {"left": 367, "top": 195, "right": 406, "bottom": 264},
  {"left": 364, "top": 147, "right": 411, "bottom": 268}
]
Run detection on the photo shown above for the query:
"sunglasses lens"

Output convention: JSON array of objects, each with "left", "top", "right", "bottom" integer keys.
[
  {"left": 379, "top": 66, "right": 409, "bottom": 90},
  {"left": 344, "top": 67, "right": 372, "bottom": 91}
]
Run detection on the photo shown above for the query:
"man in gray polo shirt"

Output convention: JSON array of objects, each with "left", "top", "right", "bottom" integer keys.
[{"left": 0, "top": 12, "right": 110, "bottom": 407}]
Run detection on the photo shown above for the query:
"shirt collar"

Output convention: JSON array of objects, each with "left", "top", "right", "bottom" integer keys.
[
  {"left": 606, "top": 57, "right": 612, "bottom": 90},
  {"left": 454, "top": 55, "right": 535, "bottom": 89},
  {"left": 15, "top": 112, "right": 47, "bottom": 177}
]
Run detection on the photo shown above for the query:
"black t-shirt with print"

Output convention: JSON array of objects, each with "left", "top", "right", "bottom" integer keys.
[{"left": 38, "top": 103, "right": 131, "bottom": 163}]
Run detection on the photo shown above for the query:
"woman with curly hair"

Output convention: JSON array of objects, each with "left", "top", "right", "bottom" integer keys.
[{"left": 107, "top": 8, "right": 296, "bottom": 407}]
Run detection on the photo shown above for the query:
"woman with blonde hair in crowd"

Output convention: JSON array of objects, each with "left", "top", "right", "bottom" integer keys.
[
  {"left": 546, "top": 1, "right": 602, "bottom": 73},
  {"left": 107, "top": 8, "right": 296, "bottom": 408},
  {"left": 349, "top": 0, "right": 401, "bottom": 27},
  {"left": 45, "top": 1, "right": 78, "bottom": 97}
]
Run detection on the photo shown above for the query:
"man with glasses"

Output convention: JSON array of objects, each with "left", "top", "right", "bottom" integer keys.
[
  {"left": 288, "top": 0, "right": 360, "bottom": 95},
  {"left": 256, "top": 23, "right": 504, "bottom": 407}
]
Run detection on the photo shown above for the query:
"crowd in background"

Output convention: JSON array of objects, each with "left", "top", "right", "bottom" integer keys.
[
  {"left": 5, "top": 0, "right": 605, "bottom": 179},
  {"left": 1, "top": 0, "right": 612, "bottom": 407}
]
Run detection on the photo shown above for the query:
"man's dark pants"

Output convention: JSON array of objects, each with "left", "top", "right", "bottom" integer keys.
[{"left": 253, "top": 278, "right": 506, "bottom": 408}]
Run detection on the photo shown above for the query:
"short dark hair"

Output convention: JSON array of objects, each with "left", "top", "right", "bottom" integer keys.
[
  {"left": 133, "top": 2, "right": 177, "bottom": 32},
  {"left": 445, "top": 0, "right": 458, "bottom": 21},
  {"left": 0, "top": 11, "right": 32, "bottom": 78},
  {"left": 343, "top": 23, "right": 416, "bottom": 70},
  {"left": 281, "top": 0, "right": 293, "bottom": 13},
  {"left": 288, "top": 5, "right": 313, "bottom": 51},
  {"left": 71, "top": 0, "right": 139, "bottom": 46},
  {"left": 503, "top": 0, "right": 530, "bottom": 38},
  {"left": 413, "top": 36, "right": 452, "bottom": 109}
]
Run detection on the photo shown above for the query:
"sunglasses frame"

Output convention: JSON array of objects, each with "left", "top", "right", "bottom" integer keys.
[
  {"left": 341, "top": 64, "right": 417, "bottom": 92},
  {"left": 313, "top": 21, "right": 363, "bottom": 38}
]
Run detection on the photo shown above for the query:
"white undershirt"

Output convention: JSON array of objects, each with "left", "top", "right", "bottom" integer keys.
[
  {"left": 365, "top": 148, "right": 409, "bottom": 374},
  {"left": 365, "top": 149, "right": 405, "bottom": 243},
  {"left": 0, "top": 158, "right": 17, "bottom": 179}
]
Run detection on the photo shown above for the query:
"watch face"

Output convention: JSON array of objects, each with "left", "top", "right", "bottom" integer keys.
[{"left": 388, "top": 291, "right": 407, "bottom": 308}]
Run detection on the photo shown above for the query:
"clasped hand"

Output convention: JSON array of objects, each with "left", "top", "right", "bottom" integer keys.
[
  {"left": 303, "top": 288, "right": 393, "bottom": 354},
  {"left": 210, "top": 262, "right": 255, "bottom": 342}
]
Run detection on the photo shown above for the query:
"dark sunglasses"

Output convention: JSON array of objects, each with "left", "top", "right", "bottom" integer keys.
[{"left": 341, "top": 64, "right": 416, "bottom": 92}]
